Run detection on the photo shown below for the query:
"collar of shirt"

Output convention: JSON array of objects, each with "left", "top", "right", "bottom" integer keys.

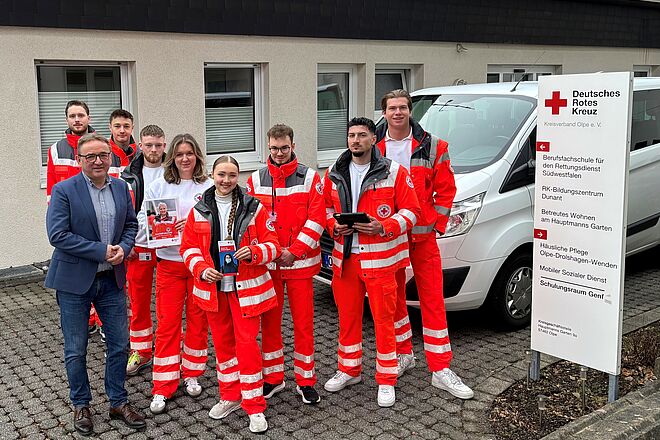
[
  {"left": 81, "top": 172, "right": 112, "bottom": 189},
  {"left": 385, "top": 128, "right": 413, "bottom": 142}
]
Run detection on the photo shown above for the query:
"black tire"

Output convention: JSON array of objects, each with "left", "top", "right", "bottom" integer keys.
[{"left": 487, "top": 252, "right": 533, "bottom": 330}]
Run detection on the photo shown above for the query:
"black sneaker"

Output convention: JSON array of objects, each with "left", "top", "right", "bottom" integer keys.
[
  {"left": 296, "top": 385, "right": 321, "bottom": 404},
  {"left": 263, "top": 381, "right": 285, "bottom": 399}
]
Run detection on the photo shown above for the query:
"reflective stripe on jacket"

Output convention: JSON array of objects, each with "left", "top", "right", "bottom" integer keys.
[
  {"left": 375, "top": 118, "right": 456, "bottom": 239},
  {"left": 180, "top": 186, "right": 282, "bottom": 317},
  {"left": 46, "top": 126, "right": 125, "bottom": 203},
  {"left": 323, "top": 147, "right": 420, "bottom": 278},
  {"left": 247, "top": 156, "right": 325, "bottom": 279}
]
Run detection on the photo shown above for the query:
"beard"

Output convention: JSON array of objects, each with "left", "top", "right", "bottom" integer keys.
[
  {"left": 144, "top": 152, "right": 162, "bottom": 165},
  {"left": 351, "top": 150, "right": 365, "bottom": 157}
]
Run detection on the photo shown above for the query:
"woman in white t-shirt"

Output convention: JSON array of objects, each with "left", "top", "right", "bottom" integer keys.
[{"left": 142, "top": 134, "right": 212, "bottom": 414}]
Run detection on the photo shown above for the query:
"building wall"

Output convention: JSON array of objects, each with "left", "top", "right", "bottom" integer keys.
[{"left": 1, "top": 25, "right": 659, "bottom": 268}]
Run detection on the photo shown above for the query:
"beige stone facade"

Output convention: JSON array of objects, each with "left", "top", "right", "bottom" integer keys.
[{"left": 1, "top": 25, "right": 659, "bottom": 268}]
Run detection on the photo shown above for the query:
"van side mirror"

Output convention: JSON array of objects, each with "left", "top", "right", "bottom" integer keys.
[{"left": 527, "top": 159, "right": 536, "bottom": 176}]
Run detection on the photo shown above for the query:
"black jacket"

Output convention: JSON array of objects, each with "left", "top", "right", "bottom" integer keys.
[
  {"left": 327, "top": 146, "right": 393, "bottom": 258},
  {"left": 194, "top": 185, "right": 260, "bottom": 272},
  {"left": 120, "top": 152, "right": 165, "bottom": 211}
]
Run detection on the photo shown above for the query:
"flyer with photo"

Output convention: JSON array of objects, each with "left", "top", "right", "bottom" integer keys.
[
  {"left": 218, "top": 240, "right": 238, "bottom": 276},
  {"left": 145, "top": 197, "right": 180, "bottom": 248}
]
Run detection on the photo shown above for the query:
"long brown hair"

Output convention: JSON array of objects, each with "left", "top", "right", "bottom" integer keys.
[
  {"left": 213, "top": 155, "right": 240, "bottom": 239},
  {"left": 163, "top": 134, "right": 208, "bottom": 184}
]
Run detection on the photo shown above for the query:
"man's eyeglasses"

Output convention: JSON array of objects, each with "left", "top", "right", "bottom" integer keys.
[
  {"left": 268, "top": 146, "right": 291, "bottom": 154},
  {"left": 78, "top": 153, "right": 111, "bottom": 163}
]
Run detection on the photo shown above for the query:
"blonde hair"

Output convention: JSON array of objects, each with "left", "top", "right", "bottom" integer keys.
[{"left": 163, "top": 134, "right": 208, "bottom": 184}]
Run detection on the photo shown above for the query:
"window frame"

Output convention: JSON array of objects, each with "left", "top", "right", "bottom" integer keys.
[
  {"left": 317, "top": 64, "right": 357, "bottom": 168},
  {"left": 633, "top": 65, "right": 652, "bottom": 78},
  {"left": 203, "top": 63, "right": 264, "bottom": 172},
  {"left": 35, "top": 60, "right": 133, "bottom": 188},
  {"left": 486, "top": 65, "right": 558, "bottom": 83},
  {"left": 374, "top": 66, "right": 413, "bottom": 121}
]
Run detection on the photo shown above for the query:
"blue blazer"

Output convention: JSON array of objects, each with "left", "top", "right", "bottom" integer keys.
[{"left": 45, "top": 172, "right": 138, "bottom": 294}]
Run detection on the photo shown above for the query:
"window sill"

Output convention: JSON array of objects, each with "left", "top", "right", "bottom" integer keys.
[{"left": 317, "top": 148, "right": 344, "bottom": 169}]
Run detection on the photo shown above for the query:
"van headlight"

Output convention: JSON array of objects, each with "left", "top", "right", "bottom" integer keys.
[{"left": 442, "top": 193, "right": 484, "bottom": 238}]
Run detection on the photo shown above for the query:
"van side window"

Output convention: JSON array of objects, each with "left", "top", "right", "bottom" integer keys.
[
  {"left": 631, "top": 90, "right": 660, "bottom": 151},
  {"left": 499, "top": 127, "right": 536, "bottom": 193}
]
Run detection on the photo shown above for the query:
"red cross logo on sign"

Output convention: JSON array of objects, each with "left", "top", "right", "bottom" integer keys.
[{"left": 545, "top": 91, "right": 567, "bottom": 115}]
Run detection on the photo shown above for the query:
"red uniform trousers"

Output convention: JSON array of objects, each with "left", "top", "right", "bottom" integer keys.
[
  {"left": 208, "top": 291, "right": 265, "bottom": 415},
  {"left": 126, "top": 246, "right": 157, "bottom": 357},
  {"left": 88, "top": 305, "right": 102, "bottom": 327},
  {"left": 394, "top": 236, "right": 453, "bottom": 371},
  {"left": 261, "top": 272, "right": 316, "bottom": 386},
  {"left": 333, "top": 256, "right": 398, "bottom": 386},
  {"left": 152, "top": 259, "right": 209, "bottom": 398}
]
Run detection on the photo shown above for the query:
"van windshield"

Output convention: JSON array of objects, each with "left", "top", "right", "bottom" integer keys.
[{"left": 415, "top": 94, "right": 536, "bottom": 173}]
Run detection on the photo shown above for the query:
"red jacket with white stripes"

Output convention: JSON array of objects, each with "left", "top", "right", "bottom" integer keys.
[
  {"left": 246, "top": 156, "right": 325, "bottom": 279},
  {"left": 46, "top": 126, "right": 125, "bottom": 203},
  {"left": 375, "top": 118, "right": 457, "bottom": 240},
  {"left": 324, "top": 147, "right": 420, "bottom": 278},
  {"left": 180, "top": 186, "right": 282, "bottom": 317}
]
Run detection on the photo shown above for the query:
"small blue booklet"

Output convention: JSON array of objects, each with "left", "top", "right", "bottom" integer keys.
[{"left": 218, "top": 240, "right": 238, "bottom": 276}]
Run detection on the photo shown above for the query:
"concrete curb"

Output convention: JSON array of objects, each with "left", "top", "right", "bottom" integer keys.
[
  {"left": 541, "top": 379, "right": 660, "bottom": 440},
  {"left": 0, "top": 263, "right": 47, "bottom": 288}
]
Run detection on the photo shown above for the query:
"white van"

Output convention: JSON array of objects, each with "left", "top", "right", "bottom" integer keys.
[{"left": 317, "top": 77, "right": 660, "bottom": 329}]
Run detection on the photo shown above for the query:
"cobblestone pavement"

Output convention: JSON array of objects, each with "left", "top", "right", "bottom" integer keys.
[{"left": 1, "top": 250, "right": 659, "bottom": 440}]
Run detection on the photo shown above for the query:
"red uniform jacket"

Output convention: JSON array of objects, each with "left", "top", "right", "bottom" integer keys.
[
  {"left": 324, "top": 147, "right": 420, "bottom": 278},
  {"left": 110, "top": 137, "right": 136, "bottom": 176},
  {"left": 246, "top": 156, "right": 325, "bottom": 279},
  {"left": 180, "top": 186, "right": 282, "bottom": 317},
  {"left": 46, "top": 126, "right": 126, "bottom": 203},
  {"left": 46, "top": 127, "right": 94, "bottom": 202},
  {"left": 375, "top": 119, "right": 456, "bottom": 239}
]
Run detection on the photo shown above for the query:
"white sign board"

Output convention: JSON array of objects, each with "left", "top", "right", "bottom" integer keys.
[{"left": 531, "top": 72, "right": 633, "bottom": 375}]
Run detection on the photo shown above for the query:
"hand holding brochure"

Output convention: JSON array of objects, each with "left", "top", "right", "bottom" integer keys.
[
  {"left": 218, "top": 240, "right": 239, "bottom": 276},
  {"left": 145, "top": 197, "right": 180, "bottom": 248}
]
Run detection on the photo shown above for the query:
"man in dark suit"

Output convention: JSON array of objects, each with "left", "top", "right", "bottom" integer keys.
[{"left": 46, "top": 133, "right": 145, "bottom": 435}]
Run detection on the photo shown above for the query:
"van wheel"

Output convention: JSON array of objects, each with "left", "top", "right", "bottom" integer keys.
[{"left": 488, "top": 252, "right": 533, "bottom": 329}]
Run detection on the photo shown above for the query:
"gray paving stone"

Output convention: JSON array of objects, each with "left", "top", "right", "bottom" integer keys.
[{"left": 2, "top": 258, "right": 660, "bottom": 439}]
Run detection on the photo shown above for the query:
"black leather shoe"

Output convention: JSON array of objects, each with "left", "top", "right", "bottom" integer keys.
[
  {"left": 73, "top": 407, "right": 93, "bottom": 436},
  {"left": 109, "top": 403, "right": 146, "bottom": 430}
]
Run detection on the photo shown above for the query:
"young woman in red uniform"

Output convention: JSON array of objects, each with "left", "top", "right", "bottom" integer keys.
[{"left": 180, "top": 156, "right": 281, "bottom": 434}]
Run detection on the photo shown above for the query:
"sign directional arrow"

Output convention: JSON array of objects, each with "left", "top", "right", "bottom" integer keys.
[
  {"left": 536, "top": 141, "right": 551, "bottom": 152},
  {"left": 533, "top": 228, "right": 548, "bottom": 240}
]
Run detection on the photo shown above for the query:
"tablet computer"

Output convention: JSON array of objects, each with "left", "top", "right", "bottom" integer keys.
[{"left": 333, "top": 212, "right": 370, "bottom": 227}]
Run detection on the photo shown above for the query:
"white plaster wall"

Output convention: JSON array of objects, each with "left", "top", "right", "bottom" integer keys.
[{"left": 0, "top": 25, "right": 658, "bottom": 268}]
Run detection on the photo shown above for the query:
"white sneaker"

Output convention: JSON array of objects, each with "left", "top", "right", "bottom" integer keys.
[
  {"left": 432, "top": 368, "right": 474, "bottom": 399},
  {"left": 377, "top": 385, "right": 395, "bottom": 407},
  {"left": 324, "top": 371, "right": 362, "bottom": 392},
  {"left": 397, "top": 353, "right": 416, "bottom": 377},
  {"left": 208, "top": 399, "right": 241, "bottom": 419},
  {"left": 248, "top": 412, "right": 268, "bottom": 433},
  {"left": 150, "top": 394, "right": 167, "bottom": 414},
  {"left": 184, "top": 377, "right": 202, "bottom": 397}
]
